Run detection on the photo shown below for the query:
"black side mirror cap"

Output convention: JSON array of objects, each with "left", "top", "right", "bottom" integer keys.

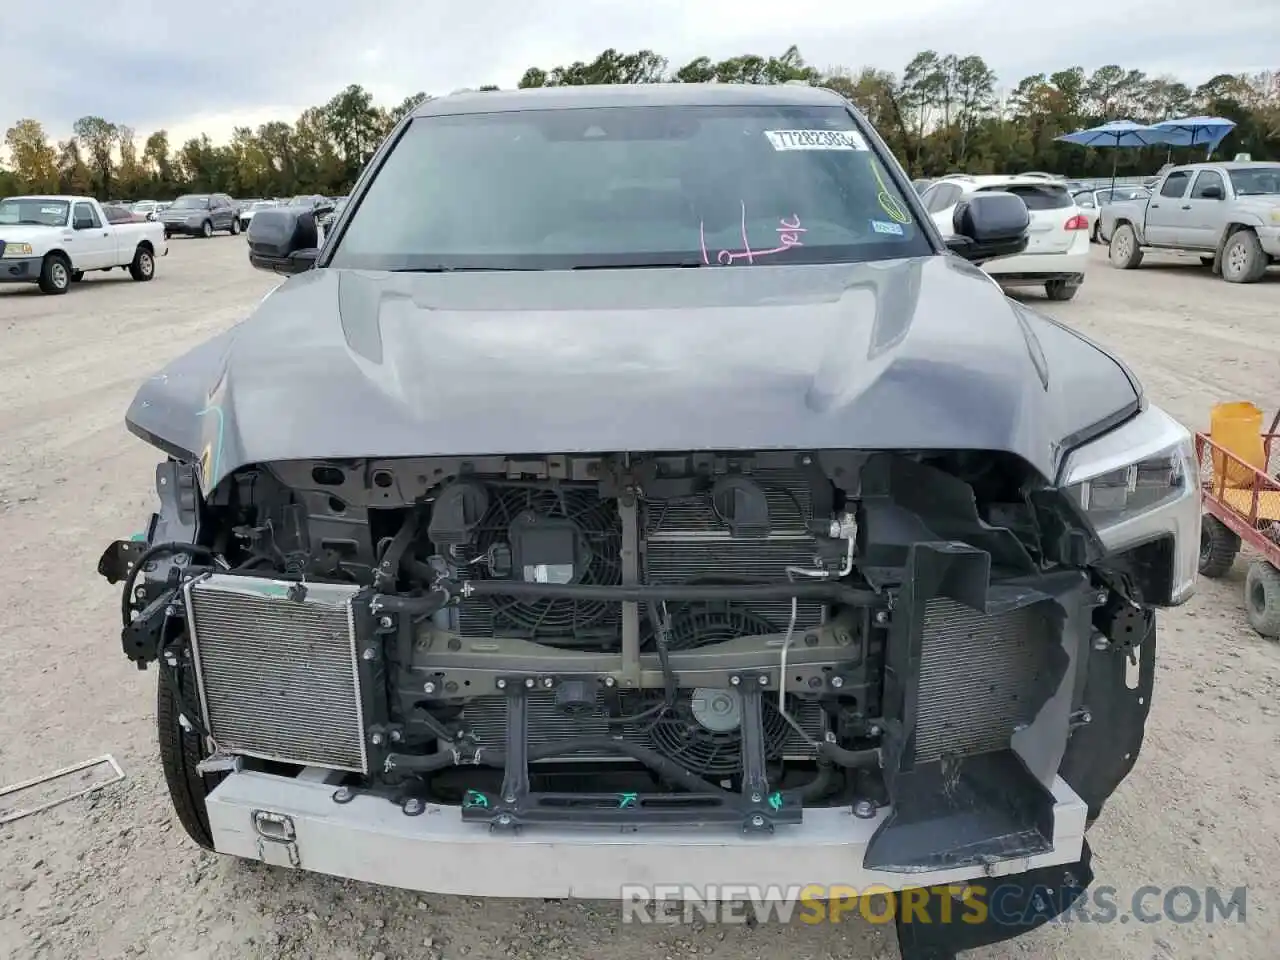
[
  {"left": 1200, "top": 185, "right": 1223, "bottom": 200},
  {"left": 945, "top": 192, "right": 1031, "bottom": 264},
  {"left": 247, "top": 207, "right": 321, "bottom": 275}
]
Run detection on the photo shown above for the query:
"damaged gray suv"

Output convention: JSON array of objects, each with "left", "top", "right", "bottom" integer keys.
[{"left": 100, "top": 83, "right": 1198, "bottom": 960}]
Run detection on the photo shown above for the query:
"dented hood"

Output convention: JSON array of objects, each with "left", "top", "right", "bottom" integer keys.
[{"left": 126, "top": 256, "right": 1140, "bottom": 493}]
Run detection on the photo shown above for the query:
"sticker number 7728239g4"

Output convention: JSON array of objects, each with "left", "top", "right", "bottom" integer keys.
[{"left": 764, "top": 129, "right": 869, "bottom": 151}]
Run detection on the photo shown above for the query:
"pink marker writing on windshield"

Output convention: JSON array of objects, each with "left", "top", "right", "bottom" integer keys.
[{"left": 700, "top": 204, "right": 805, "bottom": 265}]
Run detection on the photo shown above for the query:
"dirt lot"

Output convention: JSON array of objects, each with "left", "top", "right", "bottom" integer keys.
[{"left": 1, "top": 241, "right": 1278, "bottom": 960}]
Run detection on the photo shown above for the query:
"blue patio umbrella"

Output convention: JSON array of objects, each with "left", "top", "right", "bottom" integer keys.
[
  {"left": 1147, "top": 116, "right": 1237, "bottom": 158},
  {"left": 1056, "top": 120, "right": 1174, "bottom": 190}
]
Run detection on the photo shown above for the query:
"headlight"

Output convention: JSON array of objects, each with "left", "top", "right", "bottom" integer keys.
[
  {"left": 2, "top": 242, "right": 33, "bottom": 257},
  {"left": 1061, "top": 404, "right": 1200, "bottom": 604},
  {"left": 1269, "top": 209, "right": 1280, "bottom": 225}
]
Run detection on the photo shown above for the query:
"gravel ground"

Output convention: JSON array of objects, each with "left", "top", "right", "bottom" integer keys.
[{"left": 1, "top": 240, "right": 1278, "bottom": 960}]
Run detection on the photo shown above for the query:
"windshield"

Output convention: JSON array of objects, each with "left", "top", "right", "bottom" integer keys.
[
  {"left": 0, "top": 198, "right": 70, "bottom": 226},
  {"left": 1229, "top": 166, "right": 1280, "bottom": 196},
  {"left": 249, "top": 201, "right": 274, "bottom": 212},
  {"left": 289, "top": 196, "right": 317, "bottom": 207},
  {"left": 172, "top": 195, "right": 210, "bottom": 209},
  {"left": 329, "top": 104, "right": 930, "bottom": 271}
]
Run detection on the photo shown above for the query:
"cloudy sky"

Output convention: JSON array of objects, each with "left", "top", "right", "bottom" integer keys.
[{"left": 2, "top": 0, "right": 1275, "bottom": 148}]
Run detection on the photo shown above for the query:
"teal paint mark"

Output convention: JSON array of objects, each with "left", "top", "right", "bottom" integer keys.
[
  {"left": 463, "top": 790, "right": 489, "bottom": 809},
  {"left": 618, "top": 792, "right": 638, "bottom": 809},
  {"left": 129, "top": 532, "right": 147, "bottom": 542},
  {"left": 768, "top": 792, "right": 783, "bottom": 811}
]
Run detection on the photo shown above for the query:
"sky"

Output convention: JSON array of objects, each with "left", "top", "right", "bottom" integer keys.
[{"left": 1, "top": 0, "right": 1276, "bottom": 151}]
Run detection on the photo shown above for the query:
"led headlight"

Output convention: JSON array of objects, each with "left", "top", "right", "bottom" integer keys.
[
  {"left": 1060, "top": 404, "right": 1200, "bottom": 605},
  {"left": 2, "top": 242, "right": 33, "bottom": 257}
]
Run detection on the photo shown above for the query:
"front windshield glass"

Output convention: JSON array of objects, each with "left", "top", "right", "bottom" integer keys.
[
  {"left": 249, "top": 201, "right": 274, "bottom": 212},
  {"left": 0, "top": 198, "right": 70, "bottom": 226},
  {"left": 330, "top": 104, "right": 931, "bottom": 271},
  {"left": 1229, "top": 166, "right": 1280, "bottom": 196},
  {"left": 173, "top": 195, "right": 210, "bottom": 209}
]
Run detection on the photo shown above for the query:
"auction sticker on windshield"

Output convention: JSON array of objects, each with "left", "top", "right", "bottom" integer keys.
[{"left": 765, "top": 129, "right": 868, "bottom": 151}]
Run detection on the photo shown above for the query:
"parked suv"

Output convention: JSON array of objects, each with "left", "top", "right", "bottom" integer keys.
[
  {"left": 922, "top": 174, "right": 1091, "bottom": 300},
  {"left": 159, "top": 193, "right": 240, "bottom": 239}
]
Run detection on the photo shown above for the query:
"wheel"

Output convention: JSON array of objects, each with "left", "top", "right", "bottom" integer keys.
[
  {"left": 1109, "top": 224, "right": 1143, "bottom": 269},
  {"left": 1045, "top": 279, "right": 1079, "bottom": 301},
  {"left": 230, "top": 218, "right": 241, "bottom": 236},
  {"left": 129, "top": 245, "right": 155, "bottom": 282},
  {"left": 71, "top": 270, "right": 84, "bottom": 282},
  {"left": 1199, "top": 515, "right": 1240, "bottom": 578},
  {"left": 164, "top": 230, "right": 173, "bottom": 240},
  {"left": 1244, "top": 560, "right": 1280, "bottom": 638},
  {"left": 38, "top": 253, "right": 72, "bottom": 294},
  {"left": 1221, "top": 230, "right": 1268, "bottom": 284},
  {"left": 200, "top": 220, "right": 214, "bottom": 239},
  {"left": 157, "top": 660, "right": 226, "bottom": 849}
]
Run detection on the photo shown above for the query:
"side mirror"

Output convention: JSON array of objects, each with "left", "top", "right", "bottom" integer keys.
[
  {"left": 1200, "top": 185, "right": 1223, "bottom": 200},
  {"left": 73, "top": 216, "right": 94, "bottom": 230},
  {"left": 945, "top": 192, "right": 1030, "bottom": 264},
  {"left": 247, "top": 207, "right": 320, "bottom": 275}
]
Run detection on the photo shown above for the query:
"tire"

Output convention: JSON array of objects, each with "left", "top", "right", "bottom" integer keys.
[
  {"left": 157, "top": 660, "right": 225, "bottom": 849},
  {"left": 129, "top": 245, "right": 155, "bottom": 282},
  {"left": 1244, "top": 560, "right": 1280, "bottom": 639},
  {"left": 1109, "top": 224, "right": 1143, "bottom": 269},
  {"left": 1045, "top": 279, "right": 1079, "bottom": 301},
  {"left": 38, "top": 253, "right": 72, "bottom": 295},
  {"left": 230, "top": 218, "right": 241, "bottom": 236},
  {"left": 71, "top": 270, "right": 84, "bottom": 282},
  {"left": 1221, "top": 230, "right": 1268, "bottom": 284},
  {"left": 200, "top": 220, "right": 214, "bottom": 239},
  {"left": 1199, "top": 515, "right": 1240, "bottom": 578}
]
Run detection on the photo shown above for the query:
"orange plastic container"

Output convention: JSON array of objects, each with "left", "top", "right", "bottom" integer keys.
[{"left": 1209, "top": 401, "right": 1266, "bottom": 489}]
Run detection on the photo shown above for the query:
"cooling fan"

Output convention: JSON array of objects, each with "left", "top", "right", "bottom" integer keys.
[{"left": 468, "top": 485, "right": 622, "bottom": 638}]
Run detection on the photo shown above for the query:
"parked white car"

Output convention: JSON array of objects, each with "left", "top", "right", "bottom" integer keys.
[
  {"left": 0, "top": 195, "right": 168, "bottom": 294},
  {"left": 1071, "top": 187, "right": 1152, "bottom": 244},
  {"left": 921, "top": 174, "right": 1091, "bottom": 300}
]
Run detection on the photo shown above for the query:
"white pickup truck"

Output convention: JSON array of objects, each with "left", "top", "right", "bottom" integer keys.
[{"left": 0, "top": 194, "right": 168, "bottom": 294}]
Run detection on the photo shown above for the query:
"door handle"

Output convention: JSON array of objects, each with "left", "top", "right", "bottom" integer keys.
[
  {"left": 1181, "top": 205, "right": 1191, "bottom": 210},
  {"left": 1151, "top": 203, "right": 1160, "bottom": 208}
]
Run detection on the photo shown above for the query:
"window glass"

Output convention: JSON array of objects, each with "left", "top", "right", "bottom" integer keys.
[
  {"left": 1159, "top": 172, "right": 1192, "bottom": 198},
  {"left": 73, "top": 202, "right": 102, "bottom": 227}
]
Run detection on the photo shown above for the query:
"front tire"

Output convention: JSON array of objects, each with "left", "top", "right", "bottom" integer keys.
[
  {"left": 230, "top": 218, "right": 241, "bottom": 236},
  {"left": 157, "top": 661, "right": 225, "bottom": 849},
  {"left": 38, "top": 253, "right": 72, "bottom": 294},
  {"left": 129, "top": 245, "right": 156, "bottom": 282},
  {"left": 1045, "top": 278, "right": 1079, "bottom": 301},
  {"left": 1109, "top": 224, "right": 1143, "bottom": 269},
  {"left": 200, "top": 220, "right": 214, "bottom": 239},
  {"left": 1221, "top": 230, "right": 1268, "bottom": 284}
]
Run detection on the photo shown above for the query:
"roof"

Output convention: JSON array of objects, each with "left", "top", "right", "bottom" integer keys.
[
  {"left": 412, "top": 82, "right": 847, "bottom": 117},
  {"left": 937, "top": 174, "right": 1072, "bottom": 189},
  {"left": 1168, "top": 160, "right": 1280, "bottom": 172},
  {"left": 4, "top": 195, "right": 86, "bottom": 202}
]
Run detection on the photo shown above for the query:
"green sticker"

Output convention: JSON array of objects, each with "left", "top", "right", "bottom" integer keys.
[
  {"left": 768, "top": 792, "right": 783, "bottom": 811},
  {"left": 618, "top": 792, "right": 638, "bottom": 809},
  {"left": 129, "top": 532, "right": 147, "bottom": 542},
  {"left": 463, "top": 789, "right": 489, "bottom": 809}
]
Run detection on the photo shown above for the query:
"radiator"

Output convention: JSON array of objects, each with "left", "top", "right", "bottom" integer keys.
[
  {"left": 913, "top": 599, "right": 1052, "bottom": 763},
  {"left": 182, "top": 574, "right": 368, "bottom": 773}
]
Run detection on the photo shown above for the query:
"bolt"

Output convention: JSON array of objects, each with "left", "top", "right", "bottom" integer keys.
[
  {"left": 1080, "top": 711, "right": 1092, "bottom": 724},
  {"left": 370, "top": 732, "right": 385, "bottom": 745},
  {"left": 445, "top": 681, "right": 458, "bottom": 693},
  {"left": 804, "top": 633, "right": 819, "bottom": 647},
  {"left": 824, "top": 731, "right": 837, "bottom": 743},
  {"left": 379, "top": 615, "right": 393, "bottom": 628},
  {"left": 604, "top": 676, "right": 616, "bottom": 688},
  {"left": 830, "top": 676, "right": 844, "bottom": 688},
  {"left": 729, "top": 676, "right": 741, "bottom": 686},
  {"left": 504, "top": 793, "right": 517, "bottom": 804},
  {"left": 403, "top": 798, "right": 423, "bottom": 815},
  {"left": 1096, "top": 591, "right": 1108, "bottom": 605},
  {"left": 134, "top": 586, "right": 147, "bottom": 599},
  {"left": 423, "top": 681, "right": 436, "bottom": 694},
  {"left": 853, "top": 799, "right": 877, "bottom": 819},
  {"left": 362, "top": 648, "right": 376, "bottom": 661},
  {"left": 750, "top": 793, "right": 762, "bottom": 803},
  {"left": 389, "top": 729, "right": 402, "bottom": 742},
  {"left": 496, "top": 679, "right": 507, "bottom": 689},
  {"left": 801, "top": 455, "right": 812, "bottom": 465},
  {"left": 165, "top": 605, "right": 178, "bottom": 618},
  {"left": 749, "top": 814, "right": 765, "bottom": 828},
  {"left": 758, "top": 675, "right": 769, "bottom": 686},
  {"left": 496, "top": 814, "right": 513, "bottom": 826},
  {"left": 524, "top": 677, "right": 535, "bottom": 689},
  {"left": 808, "top": 677, "right": 822, "bottom": 689},
  {"left": 332, "top": 786, "right": 353, "bottom": 804},
  {"left": 1093, "top": 636, "right": 1110, "bottom": 650},
  {"left": 868, "top": 724, "right": 881, "bottom": 737},
  {"left": 542, "top": 677, "right": 554, "bottom": 688},
  {"left": 874, "top": 610, "right": 889, "bottom": 625}
]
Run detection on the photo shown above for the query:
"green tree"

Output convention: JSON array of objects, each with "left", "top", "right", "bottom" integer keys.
[{"left": 4, "top": 118, "right": 60, "bottom": 193}]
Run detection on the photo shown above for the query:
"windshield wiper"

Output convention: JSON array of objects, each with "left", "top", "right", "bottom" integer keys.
[
  {"left": 570, "top": 259, "right": 706, "bottom": 270},
  {"left": 389, "top": 266, "right": 539, "bottom": 273}
]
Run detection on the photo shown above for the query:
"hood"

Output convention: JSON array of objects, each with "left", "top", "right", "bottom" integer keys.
[
  {"left": 126, "top": 256, "right": 1140, "bottom": 494},
  {"left": 0, "top": 224, "right": 64, "bottom": 242},
  {"left": 1237, "top": 194, "right": 1280, "bottom": 212}
]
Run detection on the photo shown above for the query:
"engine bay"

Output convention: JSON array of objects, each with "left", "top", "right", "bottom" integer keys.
[{"left": 108, "top": 447, "right": 1137, "bottom": 860}]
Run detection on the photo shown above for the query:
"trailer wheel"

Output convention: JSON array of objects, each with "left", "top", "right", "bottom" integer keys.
[
  {"left": 1244, "top": 560, "right": 1280, "bottom": 639},
  {"left": 1199, "top": 516, "right": 1241, "bottom": 578},
  {"left": 157, "top": 659, "right": 225, "bottom": 849}
]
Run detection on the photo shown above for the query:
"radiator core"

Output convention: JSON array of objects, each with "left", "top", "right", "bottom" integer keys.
[{"left": 183, "top": 574, "right": 368, "bottom": 773}]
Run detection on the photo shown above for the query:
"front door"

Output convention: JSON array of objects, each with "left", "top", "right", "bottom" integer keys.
[
  {"left": 1179, "top": 170, "right": 1227, "bottom": 249},
  {"left": 70, "top": 202, "right": 115, "bottom": 268}
]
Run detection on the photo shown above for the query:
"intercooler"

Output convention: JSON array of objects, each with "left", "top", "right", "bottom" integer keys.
[
  {"left": 913, "top": 598, "right": 1054, "bottom": 763},
  {"left": 182, "top": 574, "right": 369, "bottom": 773}
]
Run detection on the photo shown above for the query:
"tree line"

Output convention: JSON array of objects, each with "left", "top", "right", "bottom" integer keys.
[{"left": 3, "top": 46, "right": 1277, "bottom": 201}]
